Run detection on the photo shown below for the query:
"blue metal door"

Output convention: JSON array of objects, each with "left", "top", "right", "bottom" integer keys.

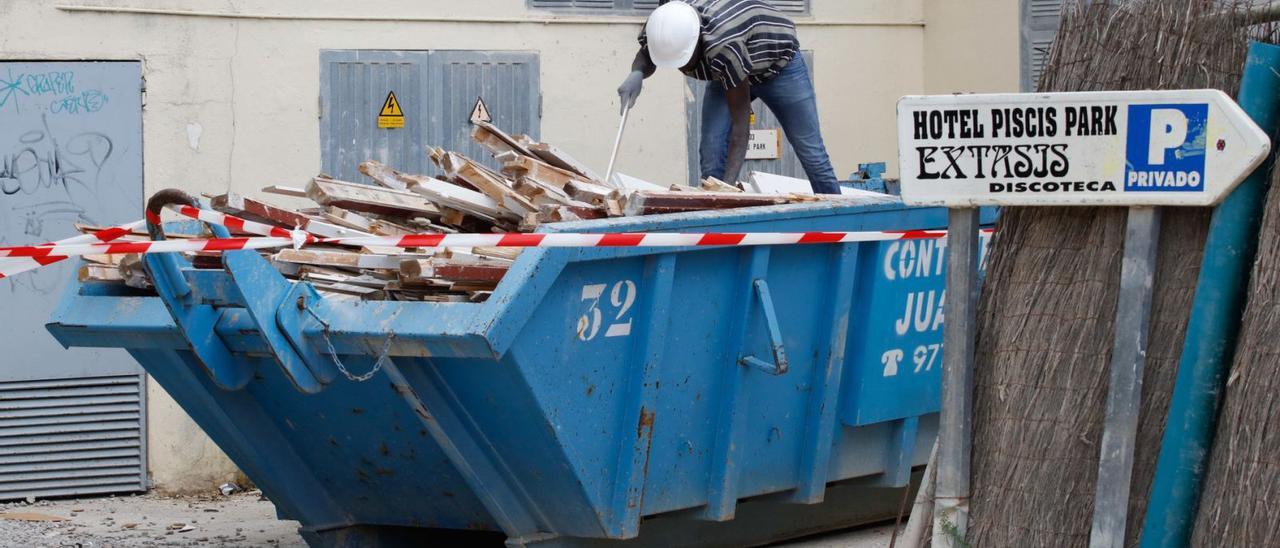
[
  {"left": 321, "top": 50, "right": 540, "bottom": 182},
  {"left": 0, "top": 61, "right": 147, "bottom": 500}
]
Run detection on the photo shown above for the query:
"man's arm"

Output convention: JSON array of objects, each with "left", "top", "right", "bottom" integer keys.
[
  {"left": 630, "top": 48, "right": 657, "bottom": 78},
  {"left": 722, "top": 82, "right": 752, "bottom": 184},
  {"left": 618, "top": 49, "right": 658, "bottom": 114}
]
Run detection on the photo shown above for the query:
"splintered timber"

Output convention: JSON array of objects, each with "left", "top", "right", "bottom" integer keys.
[{"left": 72, "top": 120, "right": 887, "bottom": 301}]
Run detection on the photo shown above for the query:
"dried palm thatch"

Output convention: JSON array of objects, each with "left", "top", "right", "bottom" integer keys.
[
  {"left": 967, "top": 1, "right": 1278, "bottom": 546},
  {"left": 1193, "top": 84, "right": 1280, "bottom": 548}
]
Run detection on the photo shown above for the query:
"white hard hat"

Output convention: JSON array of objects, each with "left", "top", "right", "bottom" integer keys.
[{"left": 646, "top": 2, "right": 701, "bottom": 69}]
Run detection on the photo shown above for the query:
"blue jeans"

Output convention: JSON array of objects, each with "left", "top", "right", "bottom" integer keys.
[{"left": 700, "top": 56, "right": 841, "bottom": 194}]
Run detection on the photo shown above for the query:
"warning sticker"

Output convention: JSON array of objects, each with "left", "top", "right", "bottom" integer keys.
[
  {"left": 378, "top": 91, "right": 404, "bottom": 129},
  {"left": 470, "top": 96, "right": 492, "bottom": 124}
]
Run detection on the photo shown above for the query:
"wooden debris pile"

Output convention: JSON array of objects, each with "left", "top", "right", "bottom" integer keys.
[{"left": 78, "top": 121, "right": 885, "bottom": 302}]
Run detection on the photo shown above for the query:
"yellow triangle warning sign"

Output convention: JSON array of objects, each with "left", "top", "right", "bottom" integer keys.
[
  {"left": 470, "top": 96, "right": 492, "bottom": 124},
  {"left": 380, "top": 92, "right": 404, "bottom": 117},
  {"left": 378, "top": 91, "right": 405, "bottom": 129}
]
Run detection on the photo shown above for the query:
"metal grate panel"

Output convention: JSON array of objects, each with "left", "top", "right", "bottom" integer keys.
[{"left": 0, "top": 375, "right": 147, "bottom": 501}]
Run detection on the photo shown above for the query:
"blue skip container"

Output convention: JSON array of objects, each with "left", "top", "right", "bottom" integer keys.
[{"left": 47, "top": 200, "right": 993, "bottom": 547}]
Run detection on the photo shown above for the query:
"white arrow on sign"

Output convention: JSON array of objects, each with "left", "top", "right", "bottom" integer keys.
[{"left": 896, "top": 89, "right": 1271, "bottom": 207}]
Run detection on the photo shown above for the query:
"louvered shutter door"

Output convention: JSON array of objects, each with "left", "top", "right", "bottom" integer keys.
[
  {"left": 1022, "top": 0, "right": 1064, "bottom": 91},
  {"left": 0, "top": 375, "right": 147, "bottom": 500}
]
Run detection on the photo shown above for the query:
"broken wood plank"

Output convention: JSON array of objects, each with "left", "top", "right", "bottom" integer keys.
[
  {"left": 537, "top": 203, "right": 609, "bottom": 224},
  {"left": 118, "top": 254, "right": 151, "bottom": 289},
  {"left": 302, "top": 216, "right": 373, "bottom": 239},
  {"left": 323, "top": 206, "right": 417, "bottom": 236},
  {"left": 261, "top": 185, "right": 310, "bottom": 199},
  {"left": 361, "top": 160, "right": 516, "bottom": 223},
  {"left": 321, "top": 207, "right": 374, "bottom": 232},
  {"left": 432, "top": 149, "right": 537, "bottom": 215},
  {"left": 472, "top": 121, "right": 537, "bottom": 158},
  {"left": 613, "top": 172, "right": 667, "bottom": 192},
  {"left": 474, "top": 247, "right": 522, "bottom": 261},
  {"left": 189, "top": 252, "right": 225, "bottom": 270},
  {"left": 307, "top": 176, "right": 441, "bottom": 219},
  {"left": 274, "top": 249, "right": 404, "bottom": 270},
  {"left": 400, "top": 259, "right": 509, "bottom": 284},
  {"left": 501, "top": 154, "right": 590, "bottom": 190},
  {"left": 82, "top": 254, "right": 125, "bottom": 266},
  {"left": 621, "top": 191, "right": 792, "bottom": 216},
  {"left": 700, "top": 177, "right": 744, "bottom": 193},
  {"left": 565, "top": 180, "right": 618, "bottom": 205},
  {"left": 78, "top": 263, "right": 124, "bottom": 283},
  {"left": 212, "top": 192, "right": 312, "bottom": 229},
  {"left": 605, "top": 198, "right": 625, "bottom": 217},
  {"left": 528, "top": 141, "right": 604, "bottom": 182},
  {"left": 747, "top": 171, "right": 813, "bottom": 195},
  {"left": 513, "top": 177, "right": 578, "bottom": 206}
]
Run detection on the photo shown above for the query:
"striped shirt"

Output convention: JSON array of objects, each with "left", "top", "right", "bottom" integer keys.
[{"left": 640, "top": 0, "right": 800, "bottom": 89}]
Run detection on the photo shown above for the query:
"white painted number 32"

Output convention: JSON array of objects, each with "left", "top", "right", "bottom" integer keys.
[{"left": 577, "top": 280, "right": 637, "bottom": 341}]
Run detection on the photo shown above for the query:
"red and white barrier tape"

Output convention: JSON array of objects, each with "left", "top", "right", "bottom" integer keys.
[
  {"left": 1, "top": 203, "right": 990, "bottom": 280},
  {"left": 0, "top": 229, "right": 956, "bottom": 260},
  {"left": 160, "top": 205, "right": 315, "bottom": 243},
  {"left": 0, "top": 220, "right": 147, "bottom": 280},
  {"left": 2, "top": 204, "right": 313, "bottom": 280}
]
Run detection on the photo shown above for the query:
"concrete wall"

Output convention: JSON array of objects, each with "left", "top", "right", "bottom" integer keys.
[{"left": 1, "top": 0, "right": 1017, "bottom": 493}]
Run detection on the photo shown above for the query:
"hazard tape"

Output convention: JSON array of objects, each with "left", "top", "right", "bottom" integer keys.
[
  {"left": 0, "top": 229, "right": 956, "bottom": 261},
  {"left": 1, "top": 202, "right": 991, "bottom": 279},
  {"left": 0, "top": 220, "right": 147, "bottom": 280},
  {"left": 167, "top": 205, "right": 315, "bottom": 243},
  {"left": 1, "top": 204, "right": 313, "bottom": 280}
]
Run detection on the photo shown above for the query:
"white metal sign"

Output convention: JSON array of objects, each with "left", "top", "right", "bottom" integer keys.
[
  {"left": 747, "top": 129, "right": 781, "bottom": 160},
  {"left": 897, "top": 90, "right": 1271, "bottom": 206}
]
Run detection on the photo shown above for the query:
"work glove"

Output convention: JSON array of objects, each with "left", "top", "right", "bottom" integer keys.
[{"left": 618, "top": 70, "right": 645, "bottom": 114}]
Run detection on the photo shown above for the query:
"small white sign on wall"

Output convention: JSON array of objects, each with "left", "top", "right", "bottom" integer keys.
[{"left": 747, "top": 129, "right": 782, "bottom": 160}]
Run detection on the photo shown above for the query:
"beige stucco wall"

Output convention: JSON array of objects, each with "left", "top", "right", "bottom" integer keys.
[
  {"left": 923, "top": 0, "right": 1022, "bottom": 94},
  {"left": 2, "top": 0, "right": 1015, "bottom": 493},
  {"left": 144, "top": 383, "right": 248, "bottom": 494}
]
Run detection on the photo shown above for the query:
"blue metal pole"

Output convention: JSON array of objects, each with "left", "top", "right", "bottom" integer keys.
[{"left": 1140, "top": 41, "right": 1280, "bottom": 548}]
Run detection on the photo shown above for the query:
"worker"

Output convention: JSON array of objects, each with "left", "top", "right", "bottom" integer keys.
[{"left": 618, "top": 0, "right": 842, "bottom": 195}]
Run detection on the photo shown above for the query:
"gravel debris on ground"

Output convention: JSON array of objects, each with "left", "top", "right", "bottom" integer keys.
[
  {"left": 0, "top": 492, "right": 304, "bottom": 547},
  {"left": 0, "top": 492, "right": 900, "bottom": 547}
]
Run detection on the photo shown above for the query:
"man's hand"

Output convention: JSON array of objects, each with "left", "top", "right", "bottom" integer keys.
[{"left": 618, "top": 70, "right": 645, "bottom": 114}]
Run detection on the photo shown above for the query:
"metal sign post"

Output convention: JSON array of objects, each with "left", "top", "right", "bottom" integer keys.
[
  {"left": 1089, "top": 206, "right": 1161, "bottom": 547},
  {"left": 897, "top": 89, "right": 1270, "bottom": 548},
  {"left": 935, "top": 207, "right": 980, "bottom": 547}
]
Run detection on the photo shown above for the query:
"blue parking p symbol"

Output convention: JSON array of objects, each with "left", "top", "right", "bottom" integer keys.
[{"left": 1125, "top": 104, "right": 1208, "bottom": 192}]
